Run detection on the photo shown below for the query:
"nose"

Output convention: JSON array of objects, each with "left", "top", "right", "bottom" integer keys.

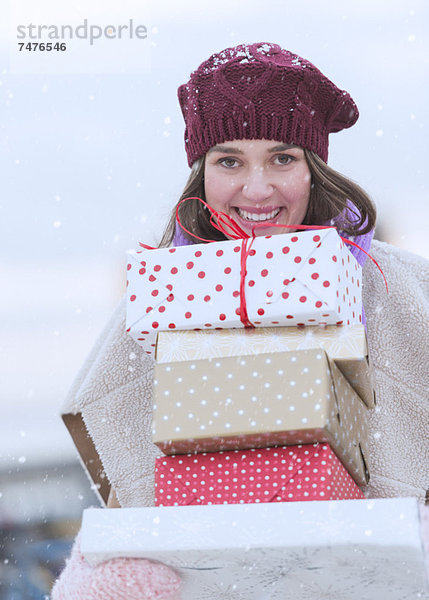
[{"left": 241, "top": 168, "right": 274, "bottom": 204}]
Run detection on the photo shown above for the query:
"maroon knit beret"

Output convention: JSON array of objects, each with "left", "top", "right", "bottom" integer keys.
[{"left": 178, "top": 42, "right": 359, "bottom": 166}]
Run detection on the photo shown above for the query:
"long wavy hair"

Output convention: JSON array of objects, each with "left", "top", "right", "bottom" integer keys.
[{"left": 158, "top": 149, "right": 376, "bottom": 247}]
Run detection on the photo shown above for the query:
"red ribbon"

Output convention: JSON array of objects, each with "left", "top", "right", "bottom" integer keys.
[
  {"left": 175, "top": 197, "right": 388, "bottom": 294},
  {"left": 239, "top": 237, "right": 255, "bottom": 327},
  {"left": 175, "top": 196, "right": 250, "bottom": 241},
  {"left": 138, "top": 196, "right": 387, "bottom": 328}
]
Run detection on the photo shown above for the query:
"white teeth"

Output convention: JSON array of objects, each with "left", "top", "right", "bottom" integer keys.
[{"left": 236, "top": 208, "right": 280, "bottom": 222}]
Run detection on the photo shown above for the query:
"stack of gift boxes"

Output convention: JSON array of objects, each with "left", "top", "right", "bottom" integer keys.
[{"left": 126, "top": 229, "right": 374, "bottom": 508}]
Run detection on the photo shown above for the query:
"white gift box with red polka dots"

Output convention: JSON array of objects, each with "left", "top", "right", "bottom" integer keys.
[
  {"left": 154, "top": 443, "right": 365, "bottom": 507},
  {"left": 81, "top": 498, "right": 428, "bottom": 600},
  {"left": 126, "top": 229, "right": 362, "bottom": 357},
  {"left": 152, "top": 348, "right": 369, "bottom": 486}
]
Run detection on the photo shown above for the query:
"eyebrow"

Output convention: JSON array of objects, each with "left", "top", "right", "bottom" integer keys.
[{"left": 207, "top": 143, "right": 298, "bottom": 155}]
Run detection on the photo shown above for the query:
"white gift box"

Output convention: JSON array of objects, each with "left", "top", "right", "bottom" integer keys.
[
  {"left": 81, "top": 498, "right": 428, "bottom": 599},
  {"left": 126, "top": 229, "right": 362, "bottom": 356}
]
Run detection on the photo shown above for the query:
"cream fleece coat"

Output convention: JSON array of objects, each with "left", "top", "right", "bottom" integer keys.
[{"left": 61, "top": 240, "right": 429, "bottom": 508}]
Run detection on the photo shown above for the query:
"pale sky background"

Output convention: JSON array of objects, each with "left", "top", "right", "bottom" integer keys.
[{"left": 0, "top": 0, "right": 428, "bottom": 470}]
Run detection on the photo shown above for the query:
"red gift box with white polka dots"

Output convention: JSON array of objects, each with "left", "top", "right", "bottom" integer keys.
[
  {"left": 126, "top": 229, "right": 362, "bottom": 356},
  {"left": 154, "top": 444, "right": 365, "bottom": 507}
]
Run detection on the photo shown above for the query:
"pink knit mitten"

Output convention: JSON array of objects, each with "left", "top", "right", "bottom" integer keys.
[{"left": 51, "top": 531, "right": 181, "bottom": 600}]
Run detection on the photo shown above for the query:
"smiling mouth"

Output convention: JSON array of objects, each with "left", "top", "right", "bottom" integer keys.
[{"left": 235, "top": 207, "right": 281, "bottom": 222}]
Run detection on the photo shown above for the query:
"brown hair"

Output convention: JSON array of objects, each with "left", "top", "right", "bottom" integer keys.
[{"left": 158, "top": 149, "right": 376, "bottom": 247}]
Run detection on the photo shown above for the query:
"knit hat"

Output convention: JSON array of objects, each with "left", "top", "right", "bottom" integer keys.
[{"left": 178, "top": 42, "right": 358, "bottom": 166}]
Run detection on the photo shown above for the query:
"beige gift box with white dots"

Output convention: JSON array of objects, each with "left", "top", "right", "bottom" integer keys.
[
  {"left": 155, "top": 324, "right": 375, "bottom": 408},
  {"left": 152, "top": 348, "right": 369, "bottom": 486}
]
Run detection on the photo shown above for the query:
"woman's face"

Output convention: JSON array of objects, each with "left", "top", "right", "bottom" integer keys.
[{"left": 204, "top": 139, "right": 311, "bottom": 237}]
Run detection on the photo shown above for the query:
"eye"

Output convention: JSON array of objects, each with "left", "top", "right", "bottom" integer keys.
[
  {"left": 274, "top": 154, "right": 295, "bottom": 165},
  {"left": 218, "top": 157, "right": 239, "bottom": 168}
]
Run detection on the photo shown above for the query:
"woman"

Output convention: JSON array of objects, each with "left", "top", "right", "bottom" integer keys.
[{"left": 52, "top": 42, "right": 429, "bottom": 599}]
